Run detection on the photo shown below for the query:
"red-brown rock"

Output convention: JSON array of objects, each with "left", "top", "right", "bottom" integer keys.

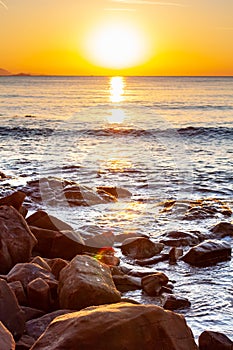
[
  {"left": 162, "top": 294, "right": 191, "bottom": 310},
  {"left": 26, "top": 210, "right": 73, "bottom": 231},
  {"left": 31, "top": 302, "right": 198, "bottom": 350},
  {"left": 199, "top": 330, "right": 233, "bottom": 350},
  {"left": 59, "top": 255, "right": 121, "bottom": 310},
  {"left": 141, "top": 272, "right": 169, "bottom": 296},
  {"left": 21, "top": 307, "right": 44, "bottom": 322},
  {"left": 16, "top": 334, "right": 35, "bottom": 350},
  {"left": 121, "top": 237, "right": 164, "bottom": 259},
  {"left": 30, "top": 257, "right": 51, "bottom": 271},
  {"left": 0, "top": 191, "right": 26, "bottom": 211},
  {"left": 46, "top": 258, "right": 68, "bottom": 279},
  {"left": 8, "top": 281, "right": 27, "bottom": 305},
  {"left": 211, "top": 222, "right": 233, "bottom": 238},
  {"left": 25, "top": 310, "right": 72, "bottom": 341},
  {"left": 0, "top": 321, "right": 15, "bottom": 350},
  {"left": 169, "top": 247, "right": 183, "bottom": 264},
  {"left": 27, "top": 278, "right": 52, "bottom": 312},
  {"left": 0, "top": 279, "right": 25, "bottom": 340},
  {"left": 0, "top": 205, "right": 37, "bottom": 274},
  {"left": 182, "top": 240, "right": 231, "bottom": 267},
  {"left": 96, "top": 186, "right": 132, "bottom": 198}
]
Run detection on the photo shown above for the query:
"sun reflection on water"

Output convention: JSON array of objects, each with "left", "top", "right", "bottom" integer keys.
[{"left": 109, "top": 76, "right": 125, "bottom": 103}]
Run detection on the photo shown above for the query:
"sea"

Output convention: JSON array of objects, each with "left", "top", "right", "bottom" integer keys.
[{"left": 0, "top": 75, "right": 232, "bottom": 341}]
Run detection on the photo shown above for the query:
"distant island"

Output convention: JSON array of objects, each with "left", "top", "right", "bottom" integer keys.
[{"left": 0, "top": 68, "right": 31, "bottom": 76}]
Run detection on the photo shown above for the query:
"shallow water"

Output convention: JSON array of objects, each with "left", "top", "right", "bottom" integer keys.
[{"left": 0, "top": 76, "right": 232, "bottom": 341}]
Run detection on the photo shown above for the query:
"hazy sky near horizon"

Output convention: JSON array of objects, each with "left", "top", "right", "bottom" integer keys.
[{"left": 1, "top": 0, "right": 233, "bottom": 75}]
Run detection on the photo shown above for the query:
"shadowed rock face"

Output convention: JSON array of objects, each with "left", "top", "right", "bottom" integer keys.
[
  {"left": 0, "top": 205, "right": 37, "bottom": 274},
  {"left": 199, "top": 330, "right": 233, "bottom": 350},
  {"left": 31, "top": 302, "right": 199, "bottom": 350},
  {"left": 58, "top": 255, "right": 121, "bottom": 310},
  {"left": 0, "top": 321, "right": 15, "bottom": 350}
]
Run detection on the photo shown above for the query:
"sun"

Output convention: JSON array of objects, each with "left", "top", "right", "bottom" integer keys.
[{"left": 84, "top": 21, "right": 148, "bottom": 69}]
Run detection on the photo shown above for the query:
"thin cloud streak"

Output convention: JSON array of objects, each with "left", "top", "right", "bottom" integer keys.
[
  {"left": 216, "top": 27, "right": 233, "bottom": 31},
  {"left": 110, "top": 0, "right": 186, "bottom": 7},
  {"left": 104, "top": 7, "right": 136, "bottom": 11},
  {"left": 0, "top": 0, "right": 8, "bottom": 10}
]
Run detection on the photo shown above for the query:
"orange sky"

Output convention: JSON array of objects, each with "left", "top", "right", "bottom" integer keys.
[{"left": 0, "top": 0, "right": 233, "bottom": 75}]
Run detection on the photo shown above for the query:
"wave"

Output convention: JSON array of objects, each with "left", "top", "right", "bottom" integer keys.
[{"left": 0, "top": 125, "right": 233, "bottom": 139}]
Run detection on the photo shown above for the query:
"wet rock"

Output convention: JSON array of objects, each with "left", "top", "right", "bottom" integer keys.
[
  {"left": 141, "top": 272, "right": 169, "bottom": 296},
  {"left": 94, "top": 247, "right": 120, "bottom": 266},
  {"left": 114, "top": 232, "right": 149, "bottom": 243},
  {"left": 79, "top": 225, "right": 115, "bottom": 247},
  {"left": 0, "top": 205, "right": 37, "bottom": 274},
  {"left": 26, "top": 210, "right": 73, "bottom": 231},
  {"left": 210, "top": 222, "right": 233, "bottom": 238},
  {"left": 25, "top": 310, "right": 72, "bottom": 341},
  {"left": 135, "top": 253, "right": 169, "bottom": 266},
  {"left": 96, "top": 186, "right": 132, "bottom": 198},
  {"left": 16, "top": 334, "right": 35, "bottom": 350},
  {"left": 0, "top": 279, "right": 25, "bottom": 340},
  {"left": 7, "top": 263, "right": 57, "bottom": 290},
  {"left": 183, "top": 200, "right": 232, "bottom": 220},
  {"left": 8, "top": 281, "right": 27, "bottom": 305},
  {"left": 30, "top": 226, "right": 98, "bottom": 260},
  {"left": 0, "top": 171, "right": 8, "bottom": 179},
  {"left": 160, "top": 231, "right": 202, "bottom": 247},
  {"left": 182, "top": 240, "right": 231, "bottom": 267},
  {"left": 113, "top": 275, "right": 141, "bottom": 292},
  {"left": 30, "top": 257, "right": 51, "bottom": 272},
  {"left": 31, "top": 302, "right": 198, "bottom": 350},
  {"left": 59, "top": 255, "right": 121, "bottom": 310},
  {"left": 121, "top": 237, "right": 164, "bottom": 259},
  {"left": 199, "top": 330, "right": 233, "bottom": 350},
  {"left": 0, "top": 191, "right": 26, "bottom": 211},
  {"left": 0, "top": 321, "right": 15, "bottom": 350},
  {"left": 169, "top": 247, "right": 183, "bottom": 264},
  {"left": 162, "top": 294, "right": 191, "bottom": 310}
]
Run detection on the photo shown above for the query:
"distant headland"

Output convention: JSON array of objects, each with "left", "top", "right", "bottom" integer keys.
[{"left": 0, "top": 68, "right": 31, "bottom": 76}]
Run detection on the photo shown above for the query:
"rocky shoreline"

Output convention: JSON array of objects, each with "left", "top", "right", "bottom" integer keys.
[{"left": 0, "top": 175, "right": 232, "bottom": 349}]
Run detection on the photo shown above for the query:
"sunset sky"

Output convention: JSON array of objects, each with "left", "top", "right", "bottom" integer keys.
[{"left": 1, "top": 0, "right": 233, "bottom": 75}]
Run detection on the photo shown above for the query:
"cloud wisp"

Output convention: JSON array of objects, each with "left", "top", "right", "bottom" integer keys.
[
  {"left": 0, "top": 0, "right": 8, "bottom": 10},
  {"left": 104, "top": 7, "right": 136, "bottom": 11},
  {"left": 110, "top": 0, "right": 186, "bottom": 7}
]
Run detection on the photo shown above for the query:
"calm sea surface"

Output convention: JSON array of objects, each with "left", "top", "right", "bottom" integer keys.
[{"left": 0, "top": 76, "right": 232, "bottom": 340}]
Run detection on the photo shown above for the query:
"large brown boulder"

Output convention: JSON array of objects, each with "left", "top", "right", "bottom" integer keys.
[
  {"left": 0, "top": 279, "right": 25, "bottom": 340},
  {"left": 199, "top": 330, "right": 233, "bottom": 349},
  {"left": 0, "top": 205, "right": 37, "bottom": 274},
  {"left": 121, "top": 237, "right": 164, "bottom": 259},
  {"left": 182, "top": 240, "right": 231, "bottom": 267},
  {"left": 0, "top": 321, "right": 15, "bottom": 350},
  {"left": 31, "top": 302, "right": 198, "bottom": 350},
  {"left": 26, "top": 210, "right": 73, "bottom": 231},
  {"left": 0, "top": 191, "right": 26, "bottom": 211},
  {"left": 59, "top": 255, "right": 121, "bottom": 310}
]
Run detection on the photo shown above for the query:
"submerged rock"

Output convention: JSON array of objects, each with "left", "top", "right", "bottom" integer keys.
[
  {"left": 58, "top": 255, "right": 121, "bottom": 310},
  {"left": 31, "top": 302, "right": 198, "bottom": 350},
  {"left": 210, "top": 222, "right": 233, "bottom": 238},
  {"left": 182, "top": 240, "right": 231, "bottom": 267},
  {"left": 160, "top": 230, "right": 203, "bottom": 247},
  {"left": 199, "top": 330, "right": 233, "bottom": 350},
  {"left": 0, "top": 205, "right": 37, "bottom": 274},
  {"left": 121, "top": 237, "right": 164, "bottom": 259}
]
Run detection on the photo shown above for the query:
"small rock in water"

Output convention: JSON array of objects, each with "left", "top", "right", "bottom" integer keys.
[
  {"left": 162, "top": 294, "right": 191, "bottom": 310},
  {"left": 169, "top": 247, "right": 183, "bottom": 264},
  {"left": 121, "top": 237, "right": 164, "bottom": 259},
  {"left": 199, "top": 330, "right": 233, "bottom": 350},
  {"left": 182, "top": 239, "right": 231, "bottom": 267},
  {"left": 160, "top": 230, "right": 202, "bottom": 247},
  {"left": 141, "top": 272, "right": 169, "bottom": 296},
  {"left": 210, "top": 221, "right": 233, "bottom": 238}
]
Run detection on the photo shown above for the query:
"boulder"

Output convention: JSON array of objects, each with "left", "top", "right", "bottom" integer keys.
[
  {"left": 0, "top": 205, "right": 37, "bottom": 274},
  {"left": 27, "top": 278, "right": 53, "bottom": 312},
  {"left": 31, "top": 302, "right": 198, "bottom": 350},
  {"left": 46, "top": 258, "right": 68, "bottom": 279},
  {"left": 25, "top": 310, "right": 72, "bottom": 341},
  {"left": 30, "top": 226, "right": 98, "bottom": 259},
  {"left": 160, "top": 231, "right": 202, "bottom": 247},
  {"left": 113, "top": 275, "right": 141, "bottom": 292},
  {"left": 0, "top": 191, "right": 26, "bottom": 211},
  {"left": 26, "top": 210, "right": 73, "bottom": 231},
  {"left": 121, "top": 237, "right": 164, "bottom": 259},
  {"left": 21, "top": 307, "right": 44, "bottom": 322},
  {"left": 0, "top": 279, "right": 25, "bottom": 340},
  {"left": 182, "top": 240, "right": 231, "bottom": 267},
  {"left": 7, "top": 263, "right": 57, "bottom": 290},
  {"left": 199, "top": 330, "right": 233, "bottom": 350},
  {"left": 135, "top": 253, "right": 169, "bottom": 266},
  {"left": 79, "top": 225, "right": 115, "bottom": 248},
  {"left": 0, "top": 321, "right": 15, "bottom": 350},
  {"left": 59, "top": 255, "right": 121, "bottom": 310},
  {"left": 141, "top": 272, "right": 169, "bottom": 296},
  {"left": 8, "top": 280, "right": 27, "bottom": 305},
  {"left": 210, "top": 222, "right": 233, "bottom": 238},
  {"left": 162, "top": 294, "right": 191, "bottom": 310},
  {"left": 30, "top": 257, "right": 51, "bottom": 272}
]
